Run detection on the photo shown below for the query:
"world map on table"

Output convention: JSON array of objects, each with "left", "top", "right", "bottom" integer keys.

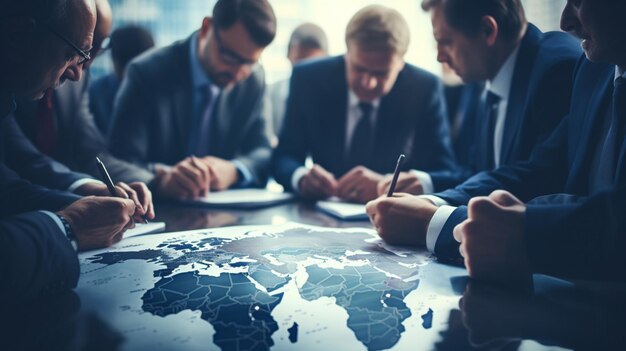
[{"left": 78, "top": 224, "right": 443, "bottom": 351}]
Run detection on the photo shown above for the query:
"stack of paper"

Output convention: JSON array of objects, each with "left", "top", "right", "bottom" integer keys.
[
  {"left": 316, "top": 197, "right": 369, "bottom": 220},
  {"left": 181, "top": 189, "right": 295, "bottom": 209}
]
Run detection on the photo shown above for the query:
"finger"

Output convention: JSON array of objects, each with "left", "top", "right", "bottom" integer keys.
[
  {"left": 377, "top": 177, "right": 392, "bottom": 196},
  {"left": 459, "top": 241, "right": 466, "bottom": 258},
  {"left": 190, "top": 156, "right": 211, "bottom": 194},
  {"left": 453, "top": 222, "right": 464, "bottom": 243},
  {"left": 170, "top": 175, "right": 195, "bottom": 199},
  {"left": 302, "top": 173, "right": 325, "bottom": 196},
  {"left": 117, "top": 182, "right": 144, "bottom": 215},
  {"left": 467, "top": 196, "right": 502, "bottom": 221},
  {"left": 112, "top": 185, "right": 129, "bottom": 199},
  {"left": 130, "top": 182, "right": 155, "bottom": 219},
  {"left": 311, "top": 165, "right": 338, "bottom": 192},
  {"left": 394, "top": 176, "right": 417, "bottom": 192},
  {"left": 177, "top": 162, "right": 206, "bottom": 192},
  {"left": 489, "top": 190, "right": 523, "bottom": 207},
  {"left": 337, "top": 174, "right": 363, "bottom": 199},
  {"left": 171, "top": 168, "right": 201, "bottom": 195}
]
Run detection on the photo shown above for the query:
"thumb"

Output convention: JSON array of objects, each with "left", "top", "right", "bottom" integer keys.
[
  {"left": 489, "top": 190, "right": 523, "bottom": 207},
  {"left": 467, "top": 196, "right": 503, "bottom": 221}
]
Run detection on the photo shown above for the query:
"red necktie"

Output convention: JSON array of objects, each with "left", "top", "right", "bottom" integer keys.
[{"left": 35, "top": 88, "right": 56, "bottom": 155}]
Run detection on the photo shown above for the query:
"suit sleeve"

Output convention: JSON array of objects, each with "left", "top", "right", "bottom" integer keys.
[
  {"left": 230, "top": 79, "right": 272, "bottom": 187},
  {"left": 71, "top": 83, "right": 155, "bottom": 184},
  {"left": 0, "top": 212, "right": 79, "bottom": 301},
  {"left": 524, "top": 186, "right": 626, "bottom": 282},
  {"left": 434, "top": 116, "right": 570, "bottom": 206},
  {"left": 0, "top": 162, "right": 80, "bottom": 216},
  {"left": 271, "top": 69, "right": 310, "bottom": 191},
  {"left": 2, "top": 115, "right": 91, "bottom": 190}
]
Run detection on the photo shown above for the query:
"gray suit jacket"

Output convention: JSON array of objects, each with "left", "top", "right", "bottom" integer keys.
[
  {"left": 13, "top": 75, "right": 153, "bottom": 184},
  {"left": 109, "top": 34, "right": 271, "bottom": 186}
]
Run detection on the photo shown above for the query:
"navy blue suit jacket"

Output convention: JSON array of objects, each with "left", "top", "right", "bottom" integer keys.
[
  {"left": 428, "top": 24, "right": 581, "bottom": 191},
  {"left": 2, "top": 115, "right": 92, "bottom": 191},
  {"left": 0, "top": 96, "right": 80, "bottom": 301},
  {"left": 272, "top": 56, "right": 456, "bottom": 190},
  {"left": 433, "top": 58, "right": 626, "bottom": 281},
  {"left": 89, "top": 73, "right": 119, "bottom": 135}
]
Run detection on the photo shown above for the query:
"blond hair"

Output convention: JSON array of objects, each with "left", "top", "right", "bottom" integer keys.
[{"left": 345, "top": 5, "right": 410, "bottom": 55}]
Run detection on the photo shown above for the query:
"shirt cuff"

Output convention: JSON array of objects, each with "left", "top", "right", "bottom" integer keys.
[
  {"left": 68, "top": 178, "right": 103, "bottom": 193},
  {"left": 410, "top": 169, "right": 434, "bottom": 194},
  {"left": 418, "top": 195, "right": 450, "bottom": 207},
  {"left": 39, "top": 211, "right": 77, "bottom": 251},
  {"left": 232, "top": 160, "right": 253, "bottom": 187},
  {"left": 425, "top": 205, "right": 457, "bottom": 253},
  {"left": 291, "top": 166, "right": 309, "bottom": 193}
]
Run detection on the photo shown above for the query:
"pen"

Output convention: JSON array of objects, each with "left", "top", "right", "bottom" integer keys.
[
  {"left": 387, "top": 154, "right": 406, "bottom": 197},
  {"left": 96, "top": 157, "right": 149, "bottom": 224}
]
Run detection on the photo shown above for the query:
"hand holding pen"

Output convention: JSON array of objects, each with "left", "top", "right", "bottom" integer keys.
[{"left": 96, "top": 157, "right": 153, "bottom": 223}]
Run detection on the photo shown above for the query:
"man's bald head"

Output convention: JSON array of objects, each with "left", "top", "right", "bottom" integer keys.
[{"left": 0, "top": 0, "right": 97, "bottom": 99}]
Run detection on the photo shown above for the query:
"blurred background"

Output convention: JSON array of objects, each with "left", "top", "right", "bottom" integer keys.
[{"left": 91, "top": 0, "right": 567, "bottom": 84}]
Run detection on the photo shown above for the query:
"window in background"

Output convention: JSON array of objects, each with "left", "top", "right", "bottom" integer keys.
[{"left": 91, "top": 0, "right": 568, "bottom": 85}]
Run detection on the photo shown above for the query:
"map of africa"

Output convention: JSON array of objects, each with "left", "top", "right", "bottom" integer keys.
[{"left": 77, "top": 223, "right": 463, "bottom": 351}]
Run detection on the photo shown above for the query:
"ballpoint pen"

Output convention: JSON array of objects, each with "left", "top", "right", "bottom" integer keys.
[
  {"left": 96, "top": 157, "right": 149, "bottom": 224},
  {"left": 387, "top": 154, "right": 406, "bottom": 197}
]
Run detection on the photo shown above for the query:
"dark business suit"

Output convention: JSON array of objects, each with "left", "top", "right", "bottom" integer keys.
[
  {"left": 13, "top": 75, "right": 153, "bottom": 184},
  {"left": 433, "top": 58, "right": 626, "bottom": 281},
  {"left": 89, "top": 72, "right": 119, "bottom": 135},
  {"left": 109, "top": 34, "right": 271, "bottom": 186},
  {"left": 0, "top": 94, "right": 80, "bottom": 302},
  {"left": 428, "top": 24, "right": 581, "bottom": 191},
  {"left": 272, "top": 56, "right": 456, "bottom": 191}
]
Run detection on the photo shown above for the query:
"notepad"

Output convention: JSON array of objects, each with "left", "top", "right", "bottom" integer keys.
[
  {"left": 124, "top": 222, "right": 166, "bottom": 238},
  {"left": 182, "top": 189, "right": 295, "bottom": 209},
  {"left": 316, "top": 198, "right": 369, "bottom": 221}
]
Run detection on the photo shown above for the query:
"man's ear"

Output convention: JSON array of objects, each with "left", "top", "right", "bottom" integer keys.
[
  {"left": 480, "top": 15, "right": 499, "bottom": 47},
  {"left": 199, "top": 16, "right": 213, "bottom": 37},
  {"left": 0, "top": 17, "right": 37, "bottom": 62}
]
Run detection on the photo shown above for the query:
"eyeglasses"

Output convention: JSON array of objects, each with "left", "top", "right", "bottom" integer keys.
[
  {"left": 213, "top": 30, "right": 256, "bottom": 66},
  {"left": 44, "top": 23, "right": 92, "bottom": 65}
]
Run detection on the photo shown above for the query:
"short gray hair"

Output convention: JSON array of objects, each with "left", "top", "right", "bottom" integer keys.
[
  {"left": 345, "top": 5, "right": 411, "bottom": 56},
  {"left": 288, "top": 22, "right": 328, "bottom": 55}
]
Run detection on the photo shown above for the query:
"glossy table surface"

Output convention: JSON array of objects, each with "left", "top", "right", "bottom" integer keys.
[{"left": 4, "top": 201, "right": 625, "bottom": 351}]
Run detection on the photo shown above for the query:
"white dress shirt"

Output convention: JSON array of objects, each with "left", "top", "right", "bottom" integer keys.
[{"left": 291, "top": 90, "right": 380, "bottom": 192}]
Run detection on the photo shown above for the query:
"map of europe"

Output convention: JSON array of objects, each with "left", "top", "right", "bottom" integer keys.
[{"left": 78, "top": 224, "right": 440, "bottom": 351}]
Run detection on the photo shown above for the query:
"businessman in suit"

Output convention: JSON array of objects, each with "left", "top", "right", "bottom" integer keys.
[
  {"left": 0, "top": 0, "right": 140, "bottom": 301},
  {"left": 367, "top": 0, "right": 626, "bottom": 285},
  {"left": 109, "top": 0, "right": 276, "bottom": 200},
  {"left": 272, "top": 5, "right": 456, "bottom": 204},
  {"left": 89, "top": 25, "right": 155, "bottom": 135},
  {"left": 9, "top": 0, "right": 155, "bottom": 216},
  {"left": 263, "top": 22, "right": 328, "bottom": 146},
  {"left": 377, "top": 0, "right": 581, "bottom": 195}
]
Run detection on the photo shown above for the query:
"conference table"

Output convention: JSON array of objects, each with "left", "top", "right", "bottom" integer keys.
[{"left": 4, "top": 200, "right": 626, "bottom": 351}]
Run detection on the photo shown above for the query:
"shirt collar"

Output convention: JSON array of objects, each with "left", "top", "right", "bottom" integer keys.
[
  {"left": 348, "top": 89, "right": 381, "bottom": 109},
  {"left": 189, "top": 32, "right": 216, "bottom": 91},
  {"left": 616, "top": 66, "right": 626, "bottom": 81},
  {"left": 0, "top": 92, "right": 16, "bottom": 119},
  {"left": 486, "top": 44, "right": 521, "bottom": 101}
]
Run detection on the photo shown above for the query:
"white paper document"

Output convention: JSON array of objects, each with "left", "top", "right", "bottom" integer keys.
[
  {"left": 316, "top": 197, "right": 369, "bottom": 220},
  {"left": 181, "top": 189, "right": 295, "bottom": 209},
  {"left": 124, "top": 222, "right": 166, "bottom": 238}
]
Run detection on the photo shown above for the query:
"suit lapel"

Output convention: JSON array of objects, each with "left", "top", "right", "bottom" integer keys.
[
  {"left": 174, "top": 37, "right": 194, "bottom": 156},
  {"left": 500, "top": 25, "right": 541, "bottom": 164},
  {"left": 568, "top": 72, "right": 613, "bottom": 188},
  {"left": 320, "top": 56, "right": 348, "bottom": 175}
]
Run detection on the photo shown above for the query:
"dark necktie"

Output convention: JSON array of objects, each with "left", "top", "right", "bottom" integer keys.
[
  {"left": 484, "top": 91, "right": 501, "bottom": 169},
  {"left": 35, "top": 88, "right": 56, "bottom": 156},
  {"left": 347, "top": 102, "right": 374, "bottom": 169},
  {"left": 594, "top": 76, "right": 625, "bottom": 188},
  {"left": 195, "top": 85, "right": 214, "bottom": 156}
]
